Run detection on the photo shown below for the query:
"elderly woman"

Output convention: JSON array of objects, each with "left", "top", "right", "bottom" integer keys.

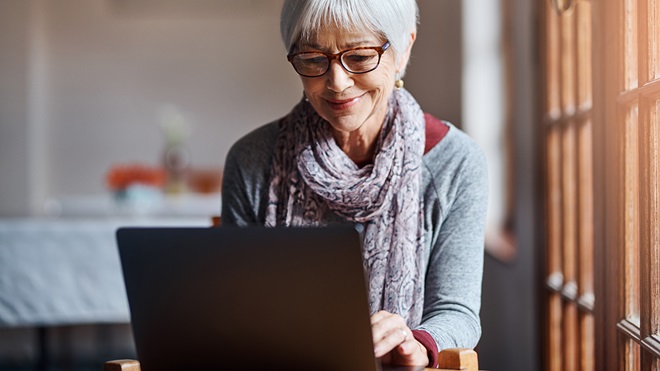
[{"left": 221, "top": 0, "right": 487, "bottom": 367}]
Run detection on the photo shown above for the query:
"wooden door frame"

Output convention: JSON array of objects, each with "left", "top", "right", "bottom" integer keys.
[
  {"left": 540, "top": 0, "right": 620, "bottom": 369},
  {"left": 593, "top": 0, "right": 639, "bottom": 369},
  {"left": 592, "top": 0, "right": 618, "bottom": 369}
]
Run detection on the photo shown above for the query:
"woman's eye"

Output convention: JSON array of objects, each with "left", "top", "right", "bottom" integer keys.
[
  {"left": 344, "top": 53, "right": 377, "bottom": 65},
  {"left": 298, "top": 55, "right": 327, "bottom": 65}
]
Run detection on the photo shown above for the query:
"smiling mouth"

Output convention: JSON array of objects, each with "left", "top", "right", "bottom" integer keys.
[{"left": 325, "top": 94, "right": 364, "bottom": 111}]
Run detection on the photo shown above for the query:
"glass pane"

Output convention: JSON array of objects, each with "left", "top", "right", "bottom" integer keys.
[
  {"left": 644, "top": 97, "right": 660, "bottom": 336},
  {"left": 547, "top": 125, "right": 563, "bottom": 371},
  {"left": 549, "top": 293, "right": 563, "bottom": 371},
  {"left": 625, "top": 0, "right": 638, "bottom": 90},
  {"left": 654, "top": 98, "right": 660, "bottom": 336},
  {"left": 625, "top": 104, "right": 641, "bottom": 325},
  {"left": 563, "top": 301, "right": 579, "bottom": 371},
  {"left": 629, "top": 340, "right": 641, "bottom": 370},
  {"left": 577, "top": 120, "right": 595, "bottom": 371},
  {"left": 656, "top": 99, "right": 660, "bottom": 337},
  {"left": 576, "top": 2, "right": 593, "bottom": 109},
  {"left": 638, "top": 95, "right": 660, "bottom": 340},
  {"left": 561, "top": 9, "right": 576, "bottom": 113},
  {"left": 561, "top": 124, "right": 578, "bottom": 371},
  {"left": 546, "top": 0, "right": 561, "bottom": 116},
  {"left": 577, "top": 119, "right": 594, "bottom": 298},
  {"left": 580, "top": 312, "right": 595, "bottom": 371},
  {"left": 562, "top": 123, "right": 577, "bottom": 285},
  {"left": 641, "top": 348, "right": 660, "bottom": 370},
  {"left": 650, "top": 0, "right": 660, "bottom": 80},
  {"left": 547, "top": 125, "right": 563, "bottom": 275}
]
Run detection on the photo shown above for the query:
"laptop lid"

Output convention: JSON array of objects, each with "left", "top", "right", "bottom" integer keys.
[{"left": 117, "top": 225, "right": 380, "bottom": 371}]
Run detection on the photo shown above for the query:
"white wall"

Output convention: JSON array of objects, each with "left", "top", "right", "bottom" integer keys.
[
  {"left": 475, "top": 0, "right": 540, "bottom": 369},
  {"left": 0, "top": 0, "right": 306, "bottom": 216},
  {"left": 407, "top": 0, "right": 463, "bottom": 126},
  {"left": 0, "top": 0, "right": 461, "bottom": 217},
  {"left": 0, "top": 0, "right": 32, "bottom": 215},
  {"left": 463, "top": 0, "right": 507, "bottom": 240},
  {"left": 40, "top": 0, "right": 302, "bottom": 202}
]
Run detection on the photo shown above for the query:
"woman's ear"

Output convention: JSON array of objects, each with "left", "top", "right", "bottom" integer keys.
[{"left": 397, "top": 31, "right": 417, "bottom": 72}]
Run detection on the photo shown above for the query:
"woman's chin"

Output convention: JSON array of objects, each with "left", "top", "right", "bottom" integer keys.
[{"left": 325, "top": 116, "right": 365, "bottom": 133}]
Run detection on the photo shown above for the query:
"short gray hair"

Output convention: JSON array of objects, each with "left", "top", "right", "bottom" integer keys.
[{"left": 280, "top": 0, "right": 418, "bottom": 73}]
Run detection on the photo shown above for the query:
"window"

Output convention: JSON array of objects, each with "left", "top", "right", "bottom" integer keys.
[
  {"left": 541, "top": 0, "right": 660, "bottom": 369},
  {"left": 541, "top": 1, "right": 595, "bottom": 369}
]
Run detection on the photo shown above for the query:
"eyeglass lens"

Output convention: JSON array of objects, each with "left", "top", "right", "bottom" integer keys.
[{"left": 291, "top": 48, "right": 381, "bottom": 77}]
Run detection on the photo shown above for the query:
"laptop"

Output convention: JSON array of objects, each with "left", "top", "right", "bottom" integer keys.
[{"left": 117, "top": 225, "right": 401, "bottom": 371}]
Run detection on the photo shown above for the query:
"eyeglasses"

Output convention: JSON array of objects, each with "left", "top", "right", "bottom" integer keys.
[{"left": 287, "top": 42, "right": 390, "bottom": 77}]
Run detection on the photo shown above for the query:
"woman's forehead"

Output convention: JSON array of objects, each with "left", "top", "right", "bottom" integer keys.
[{"left": 299, "top": 27, "right": 384, "bottom": 49}]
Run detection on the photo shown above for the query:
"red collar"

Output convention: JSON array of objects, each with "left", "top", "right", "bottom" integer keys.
[{"left": 424, "top": 113, "right": 450, "bottom": 154}]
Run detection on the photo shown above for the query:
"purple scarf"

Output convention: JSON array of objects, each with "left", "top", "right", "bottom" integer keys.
[{"left": 265, "top": 88, "right": 425, "bottom": 327}]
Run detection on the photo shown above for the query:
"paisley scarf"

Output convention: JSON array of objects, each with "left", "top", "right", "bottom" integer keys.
[{"left": 265, "top": 88, "right": 425, "bottom": 327}]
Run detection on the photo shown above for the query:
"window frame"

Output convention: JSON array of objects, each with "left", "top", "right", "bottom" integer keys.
[{"left": 542, "top": 0, "right": 660, "bottom": 369}]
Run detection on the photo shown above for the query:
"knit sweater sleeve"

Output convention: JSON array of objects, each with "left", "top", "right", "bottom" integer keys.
[{"left": 415, "top": 127, "right": 488, "bottom": 351}]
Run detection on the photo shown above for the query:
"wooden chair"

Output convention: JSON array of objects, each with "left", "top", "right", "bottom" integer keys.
[
  {"left": 105, "top": 347, "right": 478, "bottom": 370},
  {"left": 107, "top": 217, "right": 480, "bottom": 370}
]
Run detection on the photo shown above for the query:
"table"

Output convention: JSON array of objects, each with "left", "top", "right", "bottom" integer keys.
[
  {"left": 0, "top": 216, "right": 213, "bottom": 370},
  {"left": 0, "top": 217, "right": 212, "bottom": 326}
]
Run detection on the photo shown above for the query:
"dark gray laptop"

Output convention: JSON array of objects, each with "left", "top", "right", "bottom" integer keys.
[{"left": 117, "top": 226, "right": 387, "bottom": 371}]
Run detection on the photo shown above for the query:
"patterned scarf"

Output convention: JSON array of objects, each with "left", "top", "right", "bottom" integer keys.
[{"left": 265, "top": 88, "right": 425, "bottom": 327}]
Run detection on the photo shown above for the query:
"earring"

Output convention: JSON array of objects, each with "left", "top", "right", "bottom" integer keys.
[
  {"left": 394, "top": 73, "right": 404, "bottom": 90},
  {"left": 303, "top": 92, "right": 309, "bottom": 102}
]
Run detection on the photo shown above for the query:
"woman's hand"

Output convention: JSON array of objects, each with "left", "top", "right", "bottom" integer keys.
[{"left": 370, "top": 310, "right": 429, "bottom": 366}]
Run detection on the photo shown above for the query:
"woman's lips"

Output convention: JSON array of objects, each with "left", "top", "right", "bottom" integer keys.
[{"left": 325, "top": 94, "right": 364, "bottom": 110}]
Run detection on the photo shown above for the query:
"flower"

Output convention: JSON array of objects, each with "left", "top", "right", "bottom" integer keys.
[{"left": 105, "top": 163, "right": 166, "bottom": 191}]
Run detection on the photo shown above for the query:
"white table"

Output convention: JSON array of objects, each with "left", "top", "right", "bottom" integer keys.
[
  {"left": 0, "top": 217, "right": 212, "bottom": 327},
  {"left": 0, "top": 194, "right": 221, "bottom": 368}
]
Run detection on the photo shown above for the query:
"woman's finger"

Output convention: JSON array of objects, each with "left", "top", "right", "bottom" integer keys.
[
  {"left": 370, "top": 311, "right": 428, "bottom": 366},
  {"left": 374, "top": 326, "right": 411, "bottom": 357},
  {"left": 393, "top": 338, "right": 430, "bottom": 366},
  {"left": 371, "top": 311, "right": 406, "bottom": 342},
  {"left": 369, "top": 310, "right": 391, "bottom": 325}
]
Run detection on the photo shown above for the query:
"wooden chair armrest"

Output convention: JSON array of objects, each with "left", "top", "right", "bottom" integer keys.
[
  {"left": 437, "top": 348, "right": 479, "bottom": 371},
  {"left": 104, "top": 359, "right": 141, "bottom": 371},
  {"left": 211, "top": 215, "right": 221, "bottom": 227}
]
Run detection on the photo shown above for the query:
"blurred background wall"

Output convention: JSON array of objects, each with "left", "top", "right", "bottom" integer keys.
[
  {"left": 0, "top": 0, "right": 461, "bottom": 217},
  {"left": 1, "top": 0, "right": 300, "bottom": 216}
]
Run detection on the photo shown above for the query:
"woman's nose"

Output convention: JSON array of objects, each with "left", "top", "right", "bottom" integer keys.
[{"left": 325, "top": 60, "right": 354, "bottom": 92}]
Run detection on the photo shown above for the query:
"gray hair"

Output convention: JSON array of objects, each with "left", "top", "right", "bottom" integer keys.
[{"left": 280, "top": 0, "right": 418, "bottom": 74}]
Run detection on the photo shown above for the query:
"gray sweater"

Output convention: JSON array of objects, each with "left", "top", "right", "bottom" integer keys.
[{"left": 221, "top": 119, "right": 488, "bottom": 351}]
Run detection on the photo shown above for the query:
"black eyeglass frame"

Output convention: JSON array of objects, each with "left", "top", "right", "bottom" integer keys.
[{"left": 286, "top": 41, "right": 391, "bottom": 77}]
